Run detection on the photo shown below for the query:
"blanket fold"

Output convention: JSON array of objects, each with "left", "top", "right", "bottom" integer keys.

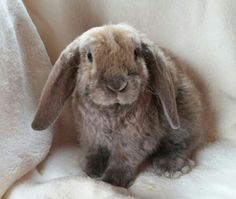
[{"left": 0, "top": 0, "right": 52, "bottom": 197}]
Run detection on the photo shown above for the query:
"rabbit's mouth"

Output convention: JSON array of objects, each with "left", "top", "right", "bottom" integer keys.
[
  {"left": 77, "top": 72, "right": 149, "bottom": 109},
  {"left": 82, "top": 75, "right": 144, "bottom": 107},
  {"left": 90, "top": 94, "right": 138, "bottom": 107},
  {"left": 86, "top": 88, "right": 140, "bottom": 107}
]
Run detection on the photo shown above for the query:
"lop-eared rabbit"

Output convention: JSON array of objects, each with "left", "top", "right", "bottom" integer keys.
[{"left": 32, "top": 24, "right": 203, "bottom": 187}]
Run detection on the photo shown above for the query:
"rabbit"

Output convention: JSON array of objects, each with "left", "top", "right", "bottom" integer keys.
[{"left": 32, "top": 24, "right": 203, "bottom": 188}]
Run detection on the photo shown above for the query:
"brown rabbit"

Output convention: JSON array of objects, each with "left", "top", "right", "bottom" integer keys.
[{"left": 32, "top": 24, "right": 203, "bottom": 188}]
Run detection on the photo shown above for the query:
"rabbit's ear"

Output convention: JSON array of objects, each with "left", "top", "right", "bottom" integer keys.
[
  {"left": 141, "top": 41, "right": 180, "bottom": 129},
  {"left": 31, "top": 46, "right": 80, "bottom": 130}
]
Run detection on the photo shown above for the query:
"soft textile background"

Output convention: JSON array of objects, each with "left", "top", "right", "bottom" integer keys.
[
  {"left": 0, "top": 0, "right": 53, "bottom": 197},
  {"left": 2, "top": 0, "right": 236, "bottom": 198}
]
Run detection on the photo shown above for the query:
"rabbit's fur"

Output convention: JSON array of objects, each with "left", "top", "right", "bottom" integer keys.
[{"left": 32, "top": 24, "right": 203, "bottom": 187}]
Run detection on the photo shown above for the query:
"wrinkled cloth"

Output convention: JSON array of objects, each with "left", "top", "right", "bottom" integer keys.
[{"left": 0, "top": 0, "right": 52, "bottom": 197}]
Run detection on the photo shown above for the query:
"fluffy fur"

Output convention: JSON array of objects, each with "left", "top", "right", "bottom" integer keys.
[{"left": 32, "top": 24, "right": 203, "bottom": 187}]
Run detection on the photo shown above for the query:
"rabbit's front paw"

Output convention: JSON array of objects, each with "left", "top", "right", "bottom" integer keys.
[
  {"left": 102, "top": 167, "right": 134, "bottom": 188},
  {"left": 84, "top": 147, "right": 110, "bottom": 178}
]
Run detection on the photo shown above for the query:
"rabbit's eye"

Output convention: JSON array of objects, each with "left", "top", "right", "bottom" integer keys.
[{"left": 87, "top": 52, "right": 93, "bottom": 62}]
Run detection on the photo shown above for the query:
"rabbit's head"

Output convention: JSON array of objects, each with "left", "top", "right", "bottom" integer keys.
[
  {"left": 76, "top": 24, "right": 148, "bottom": 107},
  {"left": 32, "top": 24, "right": 180, "bottom": 131}
]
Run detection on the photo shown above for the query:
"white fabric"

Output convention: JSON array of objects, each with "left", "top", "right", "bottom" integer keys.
[
  {"left": 2, "top": 0, "right": 236, "bottom": 199},
  {"left": 0, "top": 0, "right": 52, "bottom": 197}
]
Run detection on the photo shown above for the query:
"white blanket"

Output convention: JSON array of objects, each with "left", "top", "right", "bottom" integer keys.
[
  {"left": 1, "top": 0, "right": 236, "bottom": 199},
  {"left": 0, "top": 0, "right": 52, "bottom": 197}
]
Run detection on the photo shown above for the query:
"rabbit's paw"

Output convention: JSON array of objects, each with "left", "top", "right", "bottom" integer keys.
[{"left": 153, "top": 157, "right": 195, "bottom": 178}]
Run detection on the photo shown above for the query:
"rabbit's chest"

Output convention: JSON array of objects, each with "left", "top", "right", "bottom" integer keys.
[
  {"left": 77, "top": 105, "right": 119, "bottom": 146},
  {"left": 76, "top": 100, "right": 158, "bottom": 149}
]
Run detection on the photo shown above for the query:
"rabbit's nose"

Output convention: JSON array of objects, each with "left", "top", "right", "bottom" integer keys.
[{"left": 106, "top": 75, "right": 128, "bottom": 93}]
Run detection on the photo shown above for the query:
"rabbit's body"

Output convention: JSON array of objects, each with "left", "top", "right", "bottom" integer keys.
[
  {"left": 72, "top": 58, "right": 202, "bottom": 187},
  {"left": 32, "top": 24, "right": 203, "bottom": 188},
  {"left": 73, "top": 86, "right": 161, "bottom": 182}
]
